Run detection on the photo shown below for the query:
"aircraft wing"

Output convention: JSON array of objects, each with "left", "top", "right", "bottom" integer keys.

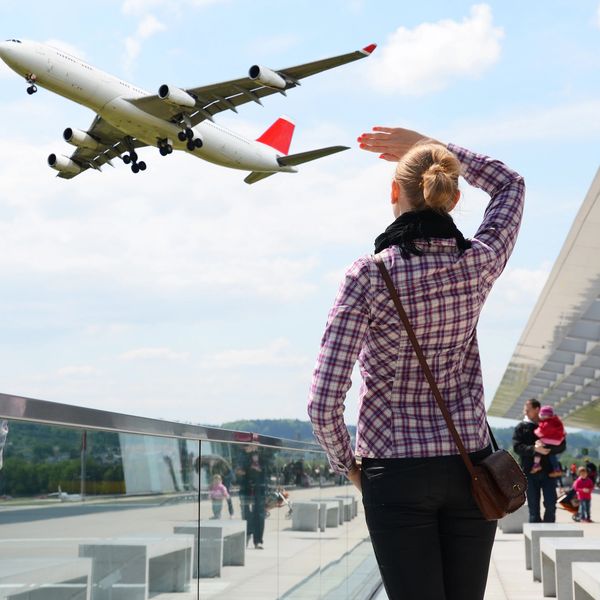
[
  {"left": 56, "top": 115, "right": 147, "bottom": 179},
  {"left": 128, "top": 44, "right": 376, "bottom": 128}
]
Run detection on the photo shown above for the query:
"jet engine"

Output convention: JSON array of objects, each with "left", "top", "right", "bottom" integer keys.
[
  {"left": 63, "top": 128, "right": 101, "bottom": 151},
  {"left": 48, "top": 153, "right": 81, "bottom": 175},
  {"left": 248, "top": 65, "right": 287, "bottom": 90},
  {"left": 158, "top": 84, "right": 196, "bottom": 108}
]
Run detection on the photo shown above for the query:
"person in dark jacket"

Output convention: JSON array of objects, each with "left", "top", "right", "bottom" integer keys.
[{"left": 513, "top": 399, "right": 566, "bottom": 522}]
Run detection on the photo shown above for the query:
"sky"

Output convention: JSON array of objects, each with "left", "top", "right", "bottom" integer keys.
[{"left": 1, "top": 1, "right": 599, "bottom": 431}]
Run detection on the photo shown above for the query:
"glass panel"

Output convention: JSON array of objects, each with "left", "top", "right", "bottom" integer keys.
[
  {"left": 276, "top": 449, "right": 325, "bottom": 599},
  {"left": 0, "top": 419, "right": 200, "bottom": 599},
  {"left": 198, "top": 440, "right": 278, "bottom": 598},
  {"left": 0, "top": 414, "right": 378, "bottom": 599}
]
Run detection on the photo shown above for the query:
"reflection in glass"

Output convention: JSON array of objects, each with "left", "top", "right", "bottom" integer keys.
[{"left": 0, "top": 421, "right": 200, "bottom": 599}]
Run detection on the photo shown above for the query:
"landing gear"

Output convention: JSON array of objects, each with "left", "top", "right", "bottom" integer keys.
[
  {"left": 25, "top": 73, "right": 38, "bottom": 95},
  {"left": 177, "top": 127, "right": 195, "bottom": 142},
  {"left": 122, "top": 150, "right": 146, "bottom": 174},
  {"left": 158, "top": 139, "right": 173, "bottom": 156},
  {"left": 186, "top": 138, "right": 203, "bottom": 151}
]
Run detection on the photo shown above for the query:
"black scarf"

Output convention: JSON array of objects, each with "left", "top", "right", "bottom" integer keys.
[{"left": 374, "top": 209, "right": 472, "bottom": 258}]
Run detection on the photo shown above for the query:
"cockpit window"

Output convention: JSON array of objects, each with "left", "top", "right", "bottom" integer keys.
[{"left": 5, "top": 39, "right": 22, "bottom": 43}]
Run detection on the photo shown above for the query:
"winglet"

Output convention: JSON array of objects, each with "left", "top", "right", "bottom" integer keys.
[
  {"left": 361, "top": 43, "right": 377, "bottom": 55},
  {"left": 256, "top": 116, "right": 295, "bottom": 156}
]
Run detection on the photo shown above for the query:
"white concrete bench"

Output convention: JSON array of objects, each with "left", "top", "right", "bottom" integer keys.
[
  {"left": 291, "top": 502, "right": 320, "bottom": 532},
  {"left": 314, "top": 500, "right": 341, "bottom": 529},
  {"left": 332, "top": 496, "right": 354, "bottom": 521},
  {"left": 0, "top": 558, "right": 92, "bottom": 600},
  {"left": 79, "top": 535, "right": 193, "bottom": 600},
  {"left": 572, "top": 562, "right": 600, "bottom": 600},
  {"left": 498, "top": 504, "right": 528, "bottom": 534},
  {"left": 540, "top": 538, "right": 600, "bottom": 600},
  {"left": 523, "top": 523, "right": 583, "bottom": 581},
  {"left": 314, "top": 498, "right": 345, "bottom": 525},
  {"left": 174, "top": 520, "right": 245, "bottom": 578},
  {"left": 336, "top": 495, "right": 358, "bottom": 518}
]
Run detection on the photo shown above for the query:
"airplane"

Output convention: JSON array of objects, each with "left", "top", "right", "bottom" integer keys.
[
  {"left": 47, "top": 485, "right": 83, "bottom": 502},
  {"left": 0, "top": 39, "right": 376, "bottom": 184}
]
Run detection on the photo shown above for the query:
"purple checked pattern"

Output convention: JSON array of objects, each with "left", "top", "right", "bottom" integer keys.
[{"left": 308, "top": 144, "right": 525, "bottom": 474}]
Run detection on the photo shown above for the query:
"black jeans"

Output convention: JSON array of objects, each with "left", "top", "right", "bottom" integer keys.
[
  {"left": 525, "top": 471, "right": 557, "bottom": 522},
  {"left": 361, "top": 447, "right": 497, "bottom": 600}
]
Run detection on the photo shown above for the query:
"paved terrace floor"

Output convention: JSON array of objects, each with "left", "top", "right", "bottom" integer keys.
[
  {"left": 1, "top": 485, "right": 598, "bottom": 599},
  {"left": 373, "top": 492, "right": 600, "bottom": 600}
]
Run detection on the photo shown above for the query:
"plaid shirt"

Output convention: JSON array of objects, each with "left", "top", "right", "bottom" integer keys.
[{"left": 308, "top": 144, "right": 525, "bottom": 474}]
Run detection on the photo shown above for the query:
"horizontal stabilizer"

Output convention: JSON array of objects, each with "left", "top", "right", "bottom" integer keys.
[
  {"left": 277, "top": 145, "right": 349, "bottom": 167},
  {"left": 244, "top": 171, "right": 277, "bottom": 185}
]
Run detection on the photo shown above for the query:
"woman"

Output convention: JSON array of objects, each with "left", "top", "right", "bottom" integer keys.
[{"left": 308, "top": 127, "right": 524, "bottom": 600}]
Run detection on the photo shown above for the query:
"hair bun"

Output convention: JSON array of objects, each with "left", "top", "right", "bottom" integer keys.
[{"left": 394, "top": 143, "right": 461, "bottom": 213}]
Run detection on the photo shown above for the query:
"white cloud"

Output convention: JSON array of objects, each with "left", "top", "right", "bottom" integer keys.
[
  {"left": 200, "top": 338, "right": 309, "bottom": 369},
  {"left": 0, "top": 125, "right": 389, "bottom": 302},
  {"left": 482, "top": 263, "right": 552, "bottom": 322},
  {"left": 368, "top": 4, "right": 503, "bottom": 95},
  {"left": 119, "top": 347, "right": 190, "bottom": 361},
  {"left": 123, "top": 14, "right": 166, "bottom": 72}
]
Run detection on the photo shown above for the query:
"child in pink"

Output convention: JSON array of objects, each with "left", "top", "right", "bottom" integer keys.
[
  {"left": 531, "top": 405, "right": 565, "bottom": 476},
  {"left": 209, "top": 474, "right": 230, "bottom": 519},
  {"left": 573, "top": 466, "right": 594, "bottom": 522}
]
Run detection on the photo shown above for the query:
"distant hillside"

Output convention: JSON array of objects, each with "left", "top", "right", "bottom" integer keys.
[
  {"left": 220, "top": 419, "right": 356, "bottom": 442},
  {"left": 219, "top": 420, "right": 600, "bottom": 457}
]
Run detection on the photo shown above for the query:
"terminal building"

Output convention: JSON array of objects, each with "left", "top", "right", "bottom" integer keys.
[{"left": 489, "top": 167, "right": 600, "bottom": 429}]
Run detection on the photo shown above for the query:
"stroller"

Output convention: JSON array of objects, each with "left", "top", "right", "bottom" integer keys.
[
  {"left": 557, "top": 488, "right": 580, "bottom": 519},
  {"left": 266, "top": 487, "right": 293, "bottom": 518}
]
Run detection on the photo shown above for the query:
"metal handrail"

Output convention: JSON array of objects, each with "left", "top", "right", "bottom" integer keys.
[{"left": 0, "top": 392, "right": 323, "bottom": 453}]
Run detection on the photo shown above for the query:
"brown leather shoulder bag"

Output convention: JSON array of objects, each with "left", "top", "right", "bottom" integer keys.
[{"left": 374, "top": 254, "right": 527, "bottom": 520}]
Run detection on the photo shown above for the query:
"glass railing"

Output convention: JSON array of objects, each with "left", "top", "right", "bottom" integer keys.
[{"left": 0, "top": 393, "right": 381, "bottom": 599}]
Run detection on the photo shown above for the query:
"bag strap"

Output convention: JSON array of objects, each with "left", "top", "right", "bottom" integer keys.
[{"left": 374, "top": 253, "right": 481, "bottom": 478}]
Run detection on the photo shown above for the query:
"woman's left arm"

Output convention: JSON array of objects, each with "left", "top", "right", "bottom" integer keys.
[{"left": 308, "top": 257, "right": 371, "bottom": 476}]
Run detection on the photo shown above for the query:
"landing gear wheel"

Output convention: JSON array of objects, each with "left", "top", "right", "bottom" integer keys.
[
  {"left": 177, "top": 131, "right": 187, "bottom": 142},
  {"left": 27, "top": 85, "right": 37, "bottom": 95},
  {"left": 166, "top": 144, "right": 173, "bottom": 154},
  {"left": 194, "top": 137, "right": 203, "bottom": 148},
  {"left": 159, "top": 146, "right": 168, "bottom": 156},
  {"left": 130, "top": 151, "right": 138, "bottom": 163},
  {"left": 185, "top": 128, "right": 194, "bottom": 140},
  {"left": 138, "top": 161, "right": 147, "bottom": 171},
  {"left": 131, "top": 163, "right": 140, "bottom": 174},
  {"left": 186, "top": 140, "right": 195, "bottom": 151},
  {"left": 123, "top": 154, "right": 131, "bottom": 164}
]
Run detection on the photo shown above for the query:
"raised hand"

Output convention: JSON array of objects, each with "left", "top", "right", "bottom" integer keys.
[{"left": 357, "top": 127, "right": 442, "bottom": 162}]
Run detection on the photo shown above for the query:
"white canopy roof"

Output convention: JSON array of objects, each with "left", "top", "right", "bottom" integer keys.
[{"left": 489, "top": 166, "right": 600, "bottom": 429}]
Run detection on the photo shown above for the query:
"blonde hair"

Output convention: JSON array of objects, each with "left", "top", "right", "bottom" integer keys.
[
  {"left": 212, "top": 474, "right": 222, "bottom": 483},
  {"left": 394, "top": 143, "right": 461, "bottom": 213}
]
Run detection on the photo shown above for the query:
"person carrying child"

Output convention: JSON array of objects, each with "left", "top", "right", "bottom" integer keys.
[
  {"left": 209, "top": 474, "right": 230, "bottom": 519},
  {"left": 573, "top": 466, "right": 594, "bottom": 523},
  {"left": 531, "top": 405, "right": 565, "bottom": 477}
]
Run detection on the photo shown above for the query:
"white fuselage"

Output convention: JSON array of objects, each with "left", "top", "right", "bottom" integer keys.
[{"left": 0, "top": 40, "right": 291, "bottom": 172}]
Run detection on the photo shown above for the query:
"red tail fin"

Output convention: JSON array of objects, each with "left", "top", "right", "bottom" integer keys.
[{"left": 256, "top": 116, "right": 295, "bottom": 155}]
